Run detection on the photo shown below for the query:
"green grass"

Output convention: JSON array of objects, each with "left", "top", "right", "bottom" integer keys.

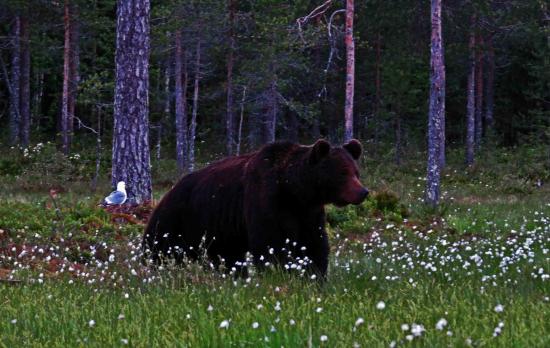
[{"left": 0, "top": 144, "right": 549, "bottom": 347}]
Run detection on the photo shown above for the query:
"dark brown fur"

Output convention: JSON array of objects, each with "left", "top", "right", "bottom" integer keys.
[{"left": 142, "top": 139, "right": 368, "bottom": 277}]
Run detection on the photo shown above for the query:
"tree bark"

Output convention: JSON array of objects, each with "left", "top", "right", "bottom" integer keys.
[
  {"left": 373, "top": 32, "right": 381, "bottom": 145},
  {"left": 68, "top": 5, "right": 80, "bottom": 147},
  {"left": 158, "top": 58, "right": 170, "bottom": 162},
  {"left": 484, "top": 34, "right": 495, "bottom": 134},
  {"left": 61, "top": 1, "right": 72, "bottom": 155},
  {"left": 344, "top": 0, "right": 355, "bottom": 142},
  {"left": 425, "top": 0, "right": 445, "bottom": 207},
  {"left": 9, "top": 15, "right": 21, "bottom": 146},
  {"left": 112, "top": 0, "right": 152, "bottom": 204},
  {"left": 19, "top": 13, "right": 30, "bottom": 147},
  {"left": 174, "top": 29, "right": 188, "bottom": 173},
  {"left": 33, "top": 72, "right": 44, "bottom": 131},
  {"left": 236, "top": 85, "right": 246, "bottom": 155},
  {"left": 475, "top": 32, "right": 484, "bottom": 147},
  {"left": 465, "top": 15, "right": 476, "bottom": 166},
  {"left": 226, "top": 0, "right": 236, "bottom": 155},
  {"left": 265, "top": 78, "right": 278, "bottom": 143},
  {"left": 188, "top": 36, "right": 201, "bottom": 172},
  {"left": 395, "top": 112, "right": 402, "bottom": 166}
]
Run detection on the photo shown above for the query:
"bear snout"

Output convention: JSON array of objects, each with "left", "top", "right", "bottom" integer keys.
[{"left": 338, "top": 178, "right": 369, "bottom": 206}]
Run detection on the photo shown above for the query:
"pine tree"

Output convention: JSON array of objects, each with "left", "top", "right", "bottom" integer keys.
[{"left": 111, "top": 0, "right": 152, "bottom": 204}]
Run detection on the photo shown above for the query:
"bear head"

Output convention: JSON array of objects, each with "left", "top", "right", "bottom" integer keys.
[{"left": 309, "top": 139, "right": 369, "bottom": 207}]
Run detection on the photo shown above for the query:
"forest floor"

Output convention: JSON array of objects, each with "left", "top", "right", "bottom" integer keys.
[{"left": 0, "top": 144, "right": 548, "bottom": 347}]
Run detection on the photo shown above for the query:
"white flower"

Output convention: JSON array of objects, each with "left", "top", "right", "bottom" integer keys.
[
  {"left": 411, "top": 323, "right": 425, "bottom": 336},
  {"left": 354, "top": 317, "right": 365, "bottom": 327},
  {"left": 316, "top": 307, "right": 323, "bottom": 313},
  {"left": 289, "top": 319, "right": 296, "bottom": 325},
  {"left": 494, "top": 304, "right": 504, "bottom": 313},
  {"left": 120, "top": 338, "right": 129, "bottom": 345},
  {"left": 207, "top": 305, "right": 214, "bottom": 312},
  {"left": 320, "top": 335, "right": 328, "bottom": 342},
  {"left": 401, "top": 323, "right": 410, "bottom": 331},
  {"left": 376, "top": 301, "right": 386, "bottom": 310},
  {"left": 88, "top": 320, "right": 95, "bottom": 328},
  {"left": 435, "top": 318, "right": 448, "bottom": 330},
  {"left": 252, "top": 322, "right": 259, "bottom": 329},
  {"left": 117, "top": 314, "right": 125, "bottom": 320},
  {"left": 219, "top": 320, "right": 230, "bottom": 329},
  {"left": 10, "top": 319, "right": 17, "bottom": 324}
]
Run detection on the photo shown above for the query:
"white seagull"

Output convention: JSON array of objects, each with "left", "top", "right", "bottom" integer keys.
[{"left": 104, "top": 181, "right": 127, "bottom": 205}]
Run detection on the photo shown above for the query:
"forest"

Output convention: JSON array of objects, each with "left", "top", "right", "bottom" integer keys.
[{"left": 0, "top": 0, "right": 549, "bottom": 346}]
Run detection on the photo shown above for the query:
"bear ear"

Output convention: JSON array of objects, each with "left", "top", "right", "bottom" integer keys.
[
  {"left": 310, "top": 139, "right": 331, "bottom": 164},
  {"left": 343, "top": 139, "right": 362, "bottom": 160}
]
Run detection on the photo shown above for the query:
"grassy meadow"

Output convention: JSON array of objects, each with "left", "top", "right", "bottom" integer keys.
[{"left": 0, "top": 143, "right": 549, "bottom": 347}]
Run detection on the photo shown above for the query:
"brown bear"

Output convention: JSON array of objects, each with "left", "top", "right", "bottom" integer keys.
[{"left": 142, "top": 139, "right": 368, "bottom": 278}]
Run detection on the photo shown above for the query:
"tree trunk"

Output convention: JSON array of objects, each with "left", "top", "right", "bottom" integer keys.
[
  {"left": 236, "top": 85, "right": 246, "bottom": 155},
  {"left": 158, "top": 59, "right": 170, "bottom": 162},
  {"left": 465, "top": 16, "right": 476, "bottom": 166},
  {"left": 91, "top": 107, "right": 102, "bottom": 192},
  {"left": 484, "top": 34, "right": 495, "bottom": 134},
  {"left": 226, "top": 0, "right": 236, "bottom": 155},
  {"left": 68, "top": 5, "right": 80, "bottom": 148},
  {"left": 61, "top": 1, "right": 72, "bottom": 155},
  {"left": 425, "top": 0, "right": 445, "bottom": 207},
  {"left": 9, "top": 15, "right": 21, "bottom": 146},
  {"left": 188, "top": 37, "right": 201, "bottom": 172},
  {"left": 174, "top": 29, "right": 188, "bottom": 173},
  {"left": 33, "top": 72, "right": 44, "bottom": 130},
  {"left": 265, "top": 78, "right": 278, "bottom": 143},
  {"left": 19, "top": 14, "right": 30, "bottom": 147},
  {"left": 373, "top": 32, "right": 381, "bottom": 145},
  {"left": 475, "top": 32, "right": 484, "bottom": 147},
  {"left": 344, "top": 0, "right": 355, "bottom": 142},
  {"left": 395, "top": 112, "right": 402, "bottom": 166},
  {"left": 112, "top": 0, "right": 152, "bottom": 204}
]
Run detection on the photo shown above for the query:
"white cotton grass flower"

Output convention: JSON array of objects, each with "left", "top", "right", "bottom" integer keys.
[
  {"left": 252, "top": 322, "right": 259, "bottom": 329},
  {"left": 376, "top": 301, "right": 386, "bottom": 310},
  {"left": 411, "top": 323, "right": 425, "bottom": 337},
  {"left": 354, "top": 317, "right": 365, "bottom": 327},
  {"left": 320, "top": 335, "right": 328, "bottom": 342},
  {"left": 219, "top": 320, "right": 230, "bottom": 329},
  {"left": 10, "top": 319, "right": 17, "bottom": 324},
  {"left": 88, "top": 320, "right": 95, "bottom": 328},
  {"left": 316, "top": 307, "right": 323, "bottom": 313},
  {"left": 494, "top": 304, "right": 504, "bottom": 313},
  {"left": 401, "top": 323, "right": 410, "bottom": 331},
  {"left": 120, "top": 338, "right": 129, "bottom": 345},
  {"left": 435, "top": 318, "right": 448, "bottom": 330},
  {"left": 207, "top": 304, "right": 214, "bottom": 312}
]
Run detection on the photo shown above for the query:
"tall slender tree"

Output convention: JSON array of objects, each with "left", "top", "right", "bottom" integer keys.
[
  {"left": 174, "top": 29, "right": 188, "bottom": 173},
  {"left": 61, "top": 1, "right": 72, "bottom": 155},
  {"left": 475, "top": 32, "right": 484, "bottom": 147},
  {"left": 68, "top": 4, "right": 80, "bottom": 146},
  {"left": 465, "top": 15, "right": 477, "bottom": 166},
  {"left": 225, "top": 0, "right": 236, "bottom": 155},
  {"left": 188, "top": 35, "right": 201, "bottom": 172},
  {"left": 111, "top": 0, "right": 152, "bottom": 204},
  {"left": 484, "top": 33, "right": 495, "bottom": 134},
  {"left": 343, "top": 0, "right": 355, "bottom": 142},
  {"left": 19, "top": 12, "right": 30, "bottom": 147},
  {"left": 425, "top": 0, "right": 445, "bottom": 207},
  {"left": 9, "top": 15, "right": 21, "bottom": 146}
]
